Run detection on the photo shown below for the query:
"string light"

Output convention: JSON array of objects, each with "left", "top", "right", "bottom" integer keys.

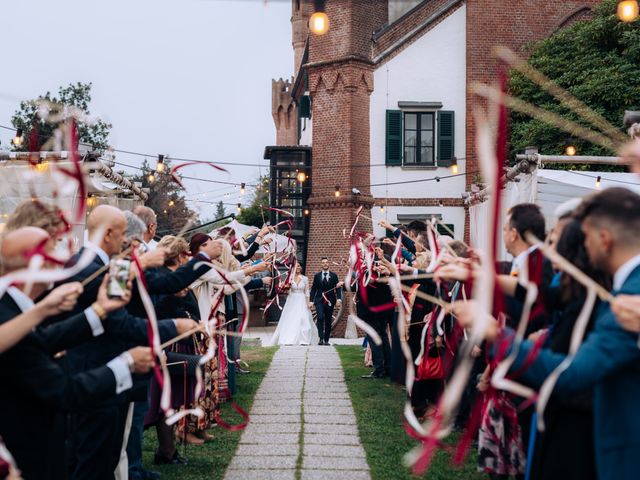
[
  {"left": 11, "top": 128, "right": 23, "bottom": 147},
  {"left": 240, "top": 183, "right": 246, "bottom": 195},
  {"left": 147, "top": 172, "right": 155, "bottom": 183},
  {"left": 450, "top": 157, "right": 459, "bottom": 175},
  {"left": 595, "top": 175, "right": 602, "bottom": 188},
  {"left": 304, "top": 209, "right": 310, "bottom": 216},
  {"left": 618, "top": 0, "right": 639, "bottom": 22},
  {"left": 168, "top": 200, "right": 175, "bottom": 207},
  {"left": 379, "top": 205, "right": 385, "bottom": 213},
  {"left": 334, "top": 186, "right": 341, "bottom": 197},
  {"left": 87, "top": 195, "right": 96, "bottom": 207},
  {"left": 156, "top": 154, "right": 166, "bottom": 173},
  {"left": 237, "top": 203, "right": 242, "bottom": 213},
  {"left": 297, "top": 171, "right": 306, "bottom": 182},
  {"left": 438, "top": 200, "right": 444, "bottom": 207}
]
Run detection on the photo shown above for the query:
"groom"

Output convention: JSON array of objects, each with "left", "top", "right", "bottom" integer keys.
[{"left": 310, "top": 257, "right": 343, "bottom": 345}]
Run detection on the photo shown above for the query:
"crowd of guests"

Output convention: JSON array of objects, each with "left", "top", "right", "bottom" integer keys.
[
  {"left": 354, "top": 186, "right": 640, "bottom": 480},
  {"left": 0, "top": 202, "right": 273, "bottom": 480}
]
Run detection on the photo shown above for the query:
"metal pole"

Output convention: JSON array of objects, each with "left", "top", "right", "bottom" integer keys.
[{"left": 515, "top": 153, "right": 621, "bottom": 165}]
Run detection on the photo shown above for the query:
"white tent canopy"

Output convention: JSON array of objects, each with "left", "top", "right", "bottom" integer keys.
[{"left": 469, "top": 169, "right": 640, "bottom": 261}]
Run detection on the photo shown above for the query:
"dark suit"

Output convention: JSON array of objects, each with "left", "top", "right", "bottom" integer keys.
[
  {"left": 52, "top": 249, "right": 179, "bottom": 480},
  {"left": 0, "top": 294, "right": 120, "bottom": 480},
  {"left": 506, "top": 263, "right": 640, "bottom": 480},
  {"left": 310, "top": 270, "right": 342, "bottom": 343}
]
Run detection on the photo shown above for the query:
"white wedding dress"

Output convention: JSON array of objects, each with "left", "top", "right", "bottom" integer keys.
[{"left": 268, "top": 275, "right": 319, "bottom": 346}]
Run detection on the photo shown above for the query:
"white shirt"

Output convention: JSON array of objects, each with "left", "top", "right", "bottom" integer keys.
[
  {"left": 510, "top": 245, "right": 539, "bottom": 276},
  {"left": 322, "top": 271, "right": 330, "bottom": 282},
  {"left": 85, "top": 241, "right": 110, "bottom": 266},
  {"left": 146, "top": 239, "right": 158, "bottom": 251},
  {"left": 613, "top": 254, "right": 640, "bottom": 291}
]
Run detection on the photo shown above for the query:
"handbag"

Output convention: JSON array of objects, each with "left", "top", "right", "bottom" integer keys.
[{"left": 416, "top": 348, "right": 444, "bottom": 380}]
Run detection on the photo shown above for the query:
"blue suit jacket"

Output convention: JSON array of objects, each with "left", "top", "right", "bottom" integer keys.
[{"left": 509, "top": 265, "right": 640, "bottom": 480}]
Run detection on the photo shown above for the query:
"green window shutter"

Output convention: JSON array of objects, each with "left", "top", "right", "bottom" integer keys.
[
  {"left": 436, "top": 223, "right": 454, "bottom": 236},
  {"left": 437, "top": 110, "right": 455, "bottom": 166},
  {"left": 385, "top": 110, "right": 402, "bottom": 166},
  {"left": 299, "top": 95, "right": 311, "bottom": 118}
]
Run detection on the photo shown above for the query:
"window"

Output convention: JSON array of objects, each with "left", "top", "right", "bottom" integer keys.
[
  {"left": 385, "top": 109, "right": 455, "bottom": 167},
  {"left": 403, "top": 112, "right": 434, "bottom": 165}
]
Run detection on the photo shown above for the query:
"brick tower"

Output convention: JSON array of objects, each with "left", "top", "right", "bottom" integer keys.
[{"left": 304, "top": 0, "right": 387, "bottom": 279}]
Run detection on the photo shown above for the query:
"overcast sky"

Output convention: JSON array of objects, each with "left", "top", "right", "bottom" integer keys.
[{"left": 0, "top": 0, "right": 293, "bottom": 220}]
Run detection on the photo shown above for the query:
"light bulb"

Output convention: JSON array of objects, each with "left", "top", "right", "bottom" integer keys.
[
  {"left": 297, "top": 171, "right": 306, "bottom": 182},
  {"left": 168, "top": 200, "right": 175, "bottom": 207},
  {"left": 595, "top": 176, "right": 602, "bottom": 188},
  {"left": 304, "top": 209, "right": 309, "bottom": 216},
  {"left": 240, "top": 183, "right": 246, "bottom": 195},
  {"left": 309, "top": 12, "right": 329, "bottom": 35},
  {"left": 12, "top": 128, "right": 23, "bottom": 147},
  {"left": 156, "top": 154, "right": 165, "bottom": 172},
  {"left": 148, "top": 173, "right": 155, "bottom": 183},
  {"left": 618, "top": 1, "right": 639, "bottom": 22},
  {"left": 334, "top": 186, "right": 340, "bottom": 197},
  {"left": 565, "top": 145, "right": 576, "bottom": 156},
  {"left": 450, "top": 157, "right": 459, "bottom": 174}
]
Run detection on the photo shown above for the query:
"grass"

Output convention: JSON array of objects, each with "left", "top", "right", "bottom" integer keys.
[
  {"left": 335, "top": 345, "right": 485, "bottom": 480},
  {"left": 142, "top": 346, "right": 277, "bottom": 480}
]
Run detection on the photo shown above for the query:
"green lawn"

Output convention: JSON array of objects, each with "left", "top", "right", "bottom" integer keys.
[
  {"left": 142, "top": 346, "right": 277, "bottom": 480},
  {"left": 336, "top": 345, "right": 485, "bottom": 480}
]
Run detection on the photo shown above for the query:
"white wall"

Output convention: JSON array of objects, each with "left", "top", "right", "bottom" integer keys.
[
  {"left": 370, "top": 5, "right": 466, "bottom": 201},
  {"left": 370, "top": 205, "right": 466, "bottom": 241}
]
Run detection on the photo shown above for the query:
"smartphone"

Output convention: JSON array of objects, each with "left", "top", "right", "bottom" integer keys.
[{"left": 107, "top": 258, "right": 131, "bottom": 299}]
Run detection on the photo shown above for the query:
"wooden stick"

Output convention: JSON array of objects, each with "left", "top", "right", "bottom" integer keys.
[
  {"left": 378, "top": 272, "right": 436, "bottom": 282},
  {"left": 160, "top": 325, "right": 205, "bottom": 350},
  {"left": 473, "top": 83, "right": 619, "bottom": 152},
  {"left": 82, "top": 215, "right": 197, "bottom": 287},
  {"left": 399, "top": 283, "right": 448, "bottom": 308},
  {"left": 494, "top": 46, "right": 628, "bottom": 145},
  {"left": 525, "top": 232, "right": 614, "bottom": 302}
]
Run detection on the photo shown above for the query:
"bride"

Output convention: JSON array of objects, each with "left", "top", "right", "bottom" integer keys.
[{"left": 268, "top": 263, "right": 319, "bottom": 346}]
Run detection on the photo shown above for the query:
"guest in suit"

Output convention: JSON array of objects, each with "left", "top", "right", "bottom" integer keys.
[
  {"left": 0, "top": 227, "right": 154, "bottom": 480},
  {"left": 456, "top": 188, "right": 640, "bottom": 480},
  {"left": 48, "top": 206, "right": 197, "bottom": 480},
  {"left": 132, "top": 206, "right": 158, "bottom": 251},
  {"left": 310, "top": 257, "right": 343, "bottom": 345}
]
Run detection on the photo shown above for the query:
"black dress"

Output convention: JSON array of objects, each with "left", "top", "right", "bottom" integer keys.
[{"left": 529, "top": 296, "right": 598, "bottom": 480}]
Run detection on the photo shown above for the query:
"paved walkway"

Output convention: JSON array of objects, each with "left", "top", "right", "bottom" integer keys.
[{"left": 224, "top": 346, "right": 371, "bottom": 480}]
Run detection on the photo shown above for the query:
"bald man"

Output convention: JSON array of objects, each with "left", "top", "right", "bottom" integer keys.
[
  {"left": 53, "top": 206, "right": 206, "bottom": 480},
  {"left": 0, "top": 227, "right": 153, "bottom": 480}
]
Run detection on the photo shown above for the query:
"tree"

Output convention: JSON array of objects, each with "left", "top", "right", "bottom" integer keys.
[
  {"left": 130, "top": 158, "right": 199, "bottom": 236},
  {"left": 509, "top": 0, "right": 640, "bottom": 170},
  {"left": 215, "top": 201, "right": 227, "bottom": 220},
  {"left": 236, "top": 174, "right": 270, "bottom": 228},
  {"left": 11, "top": 82, "right": 112, "bottom": 152}
]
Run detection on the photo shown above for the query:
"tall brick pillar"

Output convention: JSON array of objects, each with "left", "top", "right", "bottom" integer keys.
[{"left": 305, "top": 0, "right": 388, "bottom": 335}]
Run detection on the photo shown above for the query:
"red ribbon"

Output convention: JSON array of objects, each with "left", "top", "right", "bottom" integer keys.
[{"left": 170, "top": 161, "right": 228, "bottom": 189}]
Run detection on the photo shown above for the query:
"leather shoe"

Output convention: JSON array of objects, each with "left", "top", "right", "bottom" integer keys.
[
  {"left": 361, "top": 372, "right": 384, "bottom": 379},
  {"left": 153, "top": 449, "right": 188, "bottom": 465},
  {"left": 318, "top": 340, "right": 324, "bottom": 346}
]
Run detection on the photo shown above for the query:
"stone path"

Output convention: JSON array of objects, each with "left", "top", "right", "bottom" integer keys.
[{"left": 224, "top": 346, "right": 371, "bottom": 480}]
